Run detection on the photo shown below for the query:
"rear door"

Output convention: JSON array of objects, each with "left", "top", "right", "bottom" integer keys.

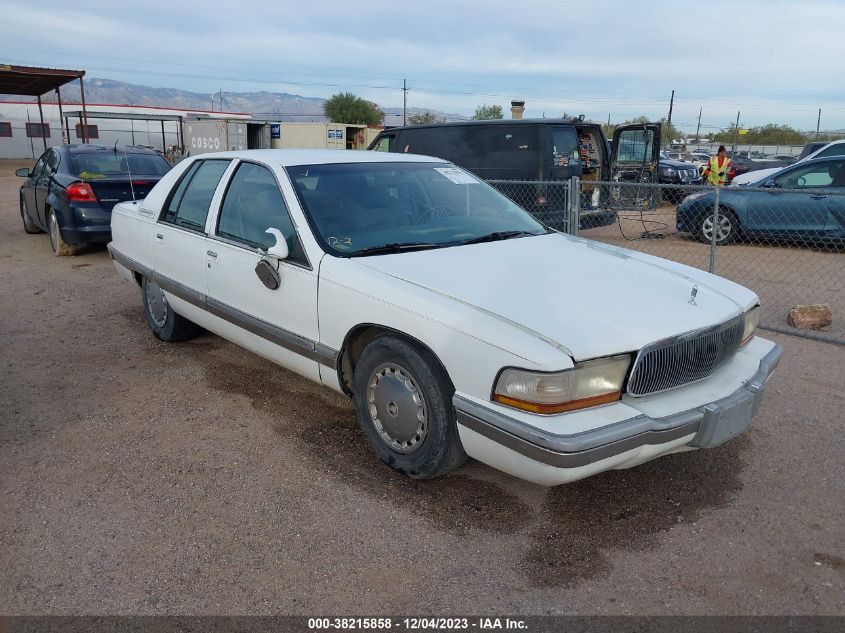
[
  {"left": 154, "top": 159, "right": 233, "bottom": 313},
  {"left": 610, "top": 122, "right": 661, "bottom": 209}
]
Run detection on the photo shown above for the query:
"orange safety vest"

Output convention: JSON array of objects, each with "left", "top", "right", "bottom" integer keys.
[{"left": 707, "top": 156, "right": 731, "bottom": 185}]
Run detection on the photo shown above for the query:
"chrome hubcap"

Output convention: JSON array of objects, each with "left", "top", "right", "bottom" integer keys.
[
  {"left": 702, "top": 213, "right": 732, "bottom": 242},
  {"left": 367, "top": 363, "right": 428, "bottom": 453},
  {"left": 145, "top": 280, "right": 168, "bottom": 328}
]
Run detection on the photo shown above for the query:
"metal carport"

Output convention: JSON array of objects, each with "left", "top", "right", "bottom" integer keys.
[{"left": 0, "top": 64, "right": 88, "bottom": 150}]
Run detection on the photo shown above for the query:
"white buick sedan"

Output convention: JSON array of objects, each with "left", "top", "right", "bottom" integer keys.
[{"left": 109, "top": 150, "right": 782, "bottom": 486}]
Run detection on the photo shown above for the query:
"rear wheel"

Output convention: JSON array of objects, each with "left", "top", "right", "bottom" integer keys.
[
  {"left": 48, "top": 208, "right": 78, "bottom": 256},
  {"left": 141, "top": 276, "right": 202, "bottom": 342},
  {"left": 352, "top": 335, "right": 467, "bottom": 479},
  {"left": 20, "top": 196, "right": 42, "bottom": 234},
  {"left": 698, "top": 207, "right": 739, "bottom": 245}
]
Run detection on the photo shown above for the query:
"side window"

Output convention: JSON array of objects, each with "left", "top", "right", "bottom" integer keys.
[
  {"left": 31, "top": 154, "right": 48, "bottom": 179},
  {"left": 776, "top": 161, "right": 843, "bottom": 189},
  {"left": 217, "top": 162, "right": 305, "bottom": 263},
  {"left": 816, "top": 144, "right": 845, "bottom": 159},
  {"left": 161, "top": 160, "right": 230, "bottom": 231},
  {"left": 615, "top": 128, "right": 655, "bottom": 163},
  {"left": 550, "top": 127, "right": 579, "bottom": 167},
  {"left": 372, "top": 135, "right": 395, "bottom": 152},
  {"left": 45, "top": 150, "right": 60, "bottom": 175}
]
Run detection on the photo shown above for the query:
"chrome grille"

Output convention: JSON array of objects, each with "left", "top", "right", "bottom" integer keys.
[{"left": 627, "top": 315, "right": 744, "bottom": 396}]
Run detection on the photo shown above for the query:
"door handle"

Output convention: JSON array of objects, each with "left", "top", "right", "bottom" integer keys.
[
  {"left": 207, "top": 250, "right": 218, "bottom": 258},
  {"left": 155, "top": 233, "right": 164, "bottom": 240},
  {"left": 810, "top": 195, "right": 828, "bottom": 200}
]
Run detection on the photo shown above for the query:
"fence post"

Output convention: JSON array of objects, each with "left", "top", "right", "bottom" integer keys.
[
  {"left": 568, "top": 176, "right": 581, "bottom": 236},
  {"left": 708, "top": 186, "right": 720, "bottom": 273}
]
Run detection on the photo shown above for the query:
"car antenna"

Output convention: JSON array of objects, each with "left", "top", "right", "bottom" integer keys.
[{"left": 121, "top": 144, "right": 137, "bottom": 204}]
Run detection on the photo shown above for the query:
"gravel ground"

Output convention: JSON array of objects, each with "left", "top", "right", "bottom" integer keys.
[{"left": 0, "top": 158, "right": 843, "bottom": 615}]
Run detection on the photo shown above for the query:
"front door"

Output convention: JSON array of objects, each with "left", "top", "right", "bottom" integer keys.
[
  {"left": 610, "top": 122, "right": 662, "bottom": 210},
  {"left": 23, "top": 153, "right": 47, "bottom": 227},
  {"left": 153, "top": 158, "right": 232, "bottom": 315},
  {"left": 205, "top": 160, "right": 320, "bottom": 382},
  {"left": 34, "top": 149, "right": 60, "bottom": 225},
  {"left": 746, "top": 159, "right": 842, "bottom": 242}
]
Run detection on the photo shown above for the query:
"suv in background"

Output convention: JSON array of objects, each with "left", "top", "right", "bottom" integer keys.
[
  {"left": 658, "top": 152, "right": 703, "bottom": 201},
  {"left": 369, "top": 118, "right": 662, "bottom": 230}
]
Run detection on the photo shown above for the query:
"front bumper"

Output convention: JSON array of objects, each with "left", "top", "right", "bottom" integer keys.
[{"left": 454, "top": 343, "right": 782, "bottom": 483}]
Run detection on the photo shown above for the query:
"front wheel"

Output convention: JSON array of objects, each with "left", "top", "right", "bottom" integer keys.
[
  {"left": 698, "top": 207, "right": 739, "bottom": 245},
  {"left": 141, "top": 276, "right": 202, "bottom": 342},
  {"left": 353, "top": 335, "right": 467, "bottom": 479}
]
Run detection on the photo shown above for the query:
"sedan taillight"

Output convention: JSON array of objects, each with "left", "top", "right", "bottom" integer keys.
[{"left": 66, "top": 182, "right": 97, "bottom": 202}]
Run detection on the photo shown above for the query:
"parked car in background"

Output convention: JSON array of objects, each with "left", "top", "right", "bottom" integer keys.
[
  {"left": 770, "top": 154, "right": 798, "bottom": 164},
  {"left": 677, "top": 156, "right": 845, "bottom": 245},
  {"left": 658, "top": 152, "right": 703, "bottom": 201},
  {"left": 17, "top": 144, "right": 172, "bottom": 256},
  {"left": 368, "top": 118, "right": 663, "bottom": 230},
  {"left": 109, "top": 149, "right": 781, "bottom": 486},
  {"left": 731, "top": 139, "right": 845, "bottom": 186}
]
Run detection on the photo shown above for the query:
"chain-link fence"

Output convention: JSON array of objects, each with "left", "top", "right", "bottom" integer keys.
[{"left": 486, "top": 177, "right": 845, "bottom": 345}]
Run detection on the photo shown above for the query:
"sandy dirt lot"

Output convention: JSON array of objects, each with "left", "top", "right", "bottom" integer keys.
[{"left": 0, "top": 158, "right": 843, "bottom": 615}]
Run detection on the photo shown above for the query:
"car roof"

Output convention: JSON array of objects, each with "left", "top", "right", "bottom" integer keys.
[
  {"left": 379, "top": 117, "right": 591, "bottom": 133},
  {"left": 61, "top": 144, "right": 161, "bottom": 155},
  {"left": 192, "top": 149, "right": 446, "bottom": 167}
]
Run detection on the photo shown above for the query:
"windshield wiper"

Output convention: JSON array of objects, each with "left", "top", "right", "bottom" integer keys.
[
  {"left": 460, "top": 230, "right": 539, "bottom": 245},
  {"left": 349, "top": 242, "right": 440, "bottom": 257}
]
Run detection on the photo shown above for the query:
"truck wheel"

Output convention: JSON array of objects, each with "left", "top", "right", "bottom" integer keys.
[
  {"left": 141, "top": 276, "right": 202, "bottom": 342},
  {"left": 353, "top": 335, "right": 467, "bottom": 479},
  {"left": 698, "top": 207, "right": 739, "bottom": 245},
  {"left": 48, "top": 208, "right": 78, "bottom": 256},
  {"left": 20, "top": 196, "right": 42, "bottom": 234}
]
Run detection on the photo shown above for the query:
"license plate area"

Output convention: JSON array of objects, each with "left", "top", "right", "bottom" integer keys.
[{"left": 691, "top": 387, "right": 759, "bottom": 449}]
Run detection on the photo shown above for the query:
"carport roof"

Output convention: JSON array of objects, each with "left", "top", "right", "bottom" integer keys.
[
  {"left": 0, "top": 63, "right": 85, "bottom": 96},
  {"left": 64, "top": 110, "right": 183, "bottom": 122}
]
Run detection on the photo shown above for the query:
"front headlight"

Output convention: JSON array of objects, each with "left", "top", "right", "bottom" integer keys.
[
  {"left": 493, "top": 355, "right": 631, "bottom": 414},
  {"left": 741, "top": 305, "right": 760, "bottom": 347},
  {"left": 664, "top": 168, "right": 677, "bottom": 177}
]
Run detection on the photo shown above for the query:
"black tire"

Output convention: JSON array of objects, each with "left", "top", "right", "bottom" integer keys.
[
  {"left": 697, "top": 206, "right": 739, "bottom": 245},
  {"left": 353, "top": 335, "right": 467, "bottom": 479},
  {"left": 47, "top": 208, "right": 78, "bottom": 256},
  {"left": 141, "top": 275, "right": 202, "bottom": 342},
  {"left": 20, "top": 196, "right": 42, "bottom": 234}
]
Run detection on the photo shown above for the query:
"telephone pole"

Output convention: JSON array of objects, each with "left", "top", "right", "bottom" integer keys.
[
  {"left": 402, "top": 78, "right": 408, "bottom": 126},
  {"left": 732, "top": 110, "right": 740, "bottom": 152},
  {"left": 666, "top": 89, "right": 675, "bottom": 143},
  {"left": 695, "top": 107, "right": 702, "bottom": 143},
  {"left": 816, "top": 108, "right": 822, "bottom": 139}
]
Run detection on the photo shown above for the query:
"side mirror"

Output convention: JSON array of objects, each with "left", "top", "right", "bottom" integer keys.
[
  {"left": 264, "top": 227, "right": 289, "bottom": 260},
  {"left": 763, "top": 179, "right": 777, "bottom": 188},
  {"left": 15, "top": 168, "right": 31, "bottom": 178}
]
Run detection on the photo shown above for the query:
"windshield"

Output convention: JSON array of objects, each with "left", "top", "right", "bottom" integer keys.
[
  {"left": 70, "top": 152, "right": 171, "bottom": 179},
  {"left": 286, "top": 162, "right": 546, "bottom": 256}
]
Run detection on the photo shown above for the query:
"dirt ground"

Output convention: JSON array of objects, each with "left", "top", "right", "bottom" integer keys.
[{"left": 0, "top": 158, "right": 843, "bottom": 615}]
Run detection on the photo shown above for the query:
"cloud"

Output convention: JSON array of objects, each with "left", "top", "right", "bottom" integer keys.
[{"left": 2, "top": 0, "right": 843, "bottom": 129}]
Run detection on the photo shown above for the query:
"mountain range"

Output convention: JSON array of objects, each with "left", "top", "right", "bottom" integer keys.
[{"left": 0, "top": 78, "right": 465, "bottom": 125}]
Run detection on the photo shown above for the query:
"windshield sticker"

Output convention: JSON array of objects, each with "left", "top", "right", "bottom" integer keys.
[{"left": 434, "top": 167, "right": 478, "bottom": 185}]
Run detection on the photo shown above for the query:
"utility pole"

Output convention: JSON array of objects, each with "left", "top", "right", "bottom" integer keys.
[
  {"left": 210, "top": 94, "right": 214, "bottom": 112},
  {"left": 402, "top": 78, "right": 408, "bottom": 126},
  {"left": 732, "top": 110, "right": 740, "bottom": 153},
  {"left": 695, "top": 107, "right": 702, "bottom": 143},
  {"left": 220, "top": 89, "right": 224, "bottom": 112},
  {"left": 816, "top": 108, "right": 822, "bottom": 139},
  {"left": 666, "top": 90, "right": 674, "bottom": 143}
]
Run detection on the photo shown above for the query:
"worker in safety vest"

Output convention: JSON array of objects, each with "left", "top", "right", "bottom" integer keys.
[{"left": 704, "top": 145, "right": 732, "bottom": 186}]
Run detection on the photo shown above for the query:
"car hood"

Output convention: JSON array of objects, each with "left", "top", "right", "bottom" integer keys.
[
  {"left": 731, "top": 167, "right": 782, "bottom": 185},
  {"left": 357, "top": 233, "right": 756, "bottom": 360},
  {"left": 660, "top": 158, "right": 695, "bottom": 169}
]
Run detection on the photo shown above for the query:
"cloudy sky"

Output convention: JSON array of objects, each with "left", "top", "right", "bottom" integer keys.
[{"left": 2, "top": 0, "right": 844, "bottom": 131}]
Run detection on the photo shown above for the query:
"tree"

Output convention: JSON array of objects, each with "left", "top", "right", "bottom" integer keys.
[
  {"left": 323, "top": 92, "right": 383, "bottom": 125},
  {"left": 408, "top": 111, "right": 440, "bottom": 125},
  {"left": 473, "top": 104, "right": 504, "bottom": 120},
  {"left": 711, "top": 123, "right": 806, "bottom": 146}
]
